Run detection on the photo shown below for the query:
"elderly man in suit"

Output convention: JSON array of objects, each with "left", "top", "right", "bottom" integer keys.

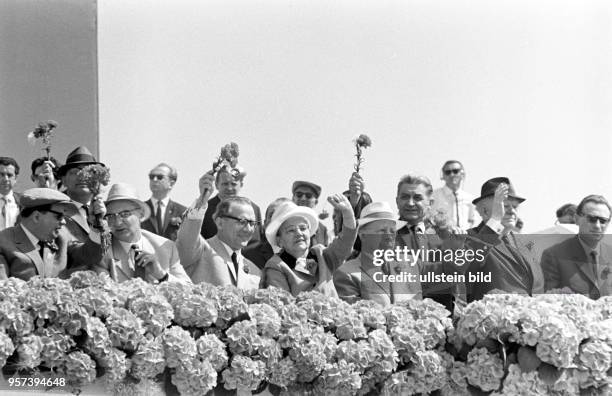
[
  {"left": 141, "top": 163, "right": 187, "bottom": 241},
  {"left": 541, "top": 195, "right": 612, "bottom": 298},
  {"left": 334, "top": 201, "right": 420, "bottom": 306},
  {"left": 81, "top": 183, "right": 190, "bottom": 284},
  {"left": 0, "top": 157, "right": 21, "bottom": 231},
  {"left": 177, "top": 172, "right": 260, "bottom": 289},
  {"left": 0, "top": 188, "right": 99, "bottom": 280},
  {"left": 199, "top": 166, "right": 263, "bottom": 244},
  {"left": 466, "top": 177, "right": 537, "bottom": 301}
]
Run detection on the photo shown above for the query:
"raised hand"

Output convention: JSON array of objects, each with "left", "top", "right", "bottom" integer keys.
[{"left": 491, "top": 183, "right": 509, "bottom": 222}]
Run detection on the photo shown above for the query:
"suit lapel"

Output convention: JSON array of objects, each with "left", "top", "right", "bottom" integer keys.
[
  {"left": 210, "top": 236, "right": 238, "bottom": 285},
  {"left": 14, "top": 226, "right": 44, "bottom": 276},
  {"left": 110, "top": 238, "right": 133, "bottom": 281},
  {"left": 162, "top": 201, "right": 174, "bottom": 234},
  {"left": 568, "top": 237, "right": 598, "bottom": 289},
  {"left": 70, "top": 209, "right": 90, "bottom": 234},
  {"left": 144, "top": 200, "right": 157, "bottom": 233}
]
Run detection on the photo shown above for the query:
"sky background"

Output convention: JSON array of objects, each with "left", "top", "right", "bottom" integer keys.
[{"left": 98, "top": 0, "right": 612, "bottom": 232}]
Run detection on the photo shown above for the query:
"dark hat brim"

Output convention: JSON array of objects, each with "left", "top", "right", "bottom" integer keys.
[
  {"left": 472, "top": 194, "right": 526, "bottom": 205},
  {"left": 57, "top": 161, "right": 106, "bottom": 177}
]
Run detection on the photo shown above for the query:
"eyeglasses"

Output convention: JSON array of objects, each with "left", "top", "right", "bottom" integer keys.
[
  {"left": 148, "top": 174, "right": 166, "bottom": 181},
  {"left": 221, "top": 215, "right": 259, "bottom": 228},
  {"left": 295, "top": 192, "right": 314, "bottom": 199},
  {"left": 105, "top": 209, "right": 137, "bottom": 223},
  {"left": 443, "top": 168, "right": 462, "bottom": 176},
  {"left": 585, "top": 215, "right": 610, "bottom": 225}
]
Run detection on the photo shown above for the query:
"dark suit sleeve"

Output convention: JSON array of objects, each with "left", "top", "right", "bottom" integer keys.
[
  {"left": 540, "top": 248, "right": 560, "bottom": 291},
  {"left": 333, "top": 269, "right": 360, "bottom": 303},
  {"left": 0, "top": 253, "right": 8, "bottom": 280},
  {"left": 67, "top": 237, "right": 104, "bottom": 272}
]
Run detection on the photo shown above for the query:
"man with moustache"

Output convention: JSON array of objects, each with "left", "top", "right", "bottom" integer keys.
[
  {"left": 431, "top": 160, "right": 479, "bottom": 229},
  {"left": 541, "top": 195, "right": 612, "bottom": 298},
  {"left": 0, "top": 188, "right": 99, "bottom": 280},
  {"left": 141, "top": 163, "right": 187, "bottom": 241},
  {"left": 177, "top": 172, "right": 260, "bottom": 289},
  {"left": 334, "top": 202, "right": 421, "bottom": 306},
  {"left": 199, "top": 166, "right": 263, "bottom": 244},
  {"left": 466, "top": 177, "right": 537, "bottom": 301},
  {"left": 0, "top": 157, "right": 21, "bottom": 231}
]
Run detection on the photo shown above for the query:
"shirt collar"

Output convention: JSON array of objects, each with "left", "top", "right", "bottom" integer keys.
[
  {"left": 20, "top": 224, "right": 40, "bottom": 246},
  {"left": 118, "top": 236, "right": 144, "bottom": 254},
  {"left": 442, "top": 185, "right": 463, "bottom": 197},
  {"left": 1, "top": 191, "right": 15, "bottom": 203},
  {"left": 577, "top": 235, "right": 601, "bottom": 258},
  {"left": 151, "top": 196, "right": 170, "bottom": 208},
  {"left": 218, "top": 239, "right": 240, "bottom": 258},
  {"left": 398, "top": 221, "right": 426, "bottom": 234}
]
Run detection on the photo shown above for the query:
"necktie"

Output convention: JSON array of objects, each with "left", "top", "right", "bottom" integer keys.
[
  {"left": 38, "top": 240, "right": 46, "bottom": 259},
  {"left": 590, "top": 251, "right": 599, "bottom": 280},
  {"left": 156, "top": 201, "right": 163, "bottom": 233},
  {"left": 454, "top": 191, "right": 460, "bottom": 227},
  {"left": 0, "top": 197, "right": 6, "bottom": 228},
  {"left": 231, "top": 252, "right": 240, "bottom": 284},
  {"left": 132, "top": 244, "right": 146, "bottom": 280}
]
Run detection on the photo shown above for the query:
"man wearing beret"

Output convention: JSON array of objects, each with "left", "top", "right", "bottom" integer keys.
[
  {"left": 0, "top": 188, "right": 100, "bottom": 280},
  {"left": 466, "top": 177, "right": 538, "bottom": 301},
  {"left": 292, "top": 180, "right": 330, "bottom": 246}
]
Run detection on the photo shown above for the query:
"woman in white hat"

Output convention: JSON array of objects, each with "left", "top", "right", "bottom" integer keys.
[{"left": 260, "top": 193, "right": 357, "bottom": 297}]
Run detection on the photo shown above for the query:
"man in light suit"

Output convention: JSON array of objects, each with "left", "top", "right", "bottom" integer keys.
[
  {"left": 177, "top": 172, "right": 260, "bottom": 289},
  {"left": 541, "top": 195, "right": 612, "bottom": 299},
  {"left": 0, "top": 157, "right": 21, "bottom": 231},
  {"left": 0, "top": 188, "right": 98, "bottom": 280},
  {"left": 334, "top": 201, "right": 420, "bottom": 306},
  {"left": 83, "top": 183, "right": 190, "bottom": 284},
  {"left": 141, "top": 163, "right": 187, "bottom": 241}
]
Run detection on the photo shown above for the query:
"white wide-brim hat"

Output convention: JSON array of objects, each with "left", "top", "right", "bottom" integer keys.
[
  {"left": 357, "top": 201, "right": 407, "bottom": 230},
  {"left": 265, "top": 201, "right": 318, "bottom": 252},
  {"left": 105, "top": 183, "right": 151, "bottom": 221}
]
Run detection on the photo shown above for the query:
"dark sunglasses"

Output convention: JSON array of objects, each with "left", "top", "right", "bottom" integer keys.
[
  {"left": 443, "top": 168, "right": 462, "bottom": 176},
  {"left": 295, "top": 192, "right": 314, "bottom": 199},
  {"left": 148, "top": 174, "right": 166, "bottom": 181},
  {"left": 585, "top": 215, "right": 610, "bottom": 225},
  {"left": 222, "top": 215, "right": 259, "bottom": 228}
]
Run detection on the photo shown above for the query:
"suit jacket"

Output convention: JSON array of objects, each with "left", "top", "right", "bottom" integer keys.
[
  {"left": 334, "top": 254, "right": 422, "bottom": 306},
  {"left": 177, "top": 216, "right": 260, "bottom": 289},
  {"left": 541, "top": 235, "right": 612, "bottom": 299},
  {"left": 141, "top": 199, "right": 187, "bottom": 241},
  {"left": 0, "top": 225, "right": 99, "bottom": 281},
  {"left": 466, "top": 222, "right": 534, "bottom": 301},
  {"left": 199, "top": 195, "right": 264, "bottom": 245},
  {"left": 242, "top": 239, "right": 274, "bottom": 271},
  {"left": 84, "top": 229, "right": 190, "bottom": 284}
]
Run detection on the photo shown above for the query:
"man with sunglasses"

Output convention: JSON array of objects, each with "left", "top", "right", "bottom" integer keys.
[
  {"left": 431, "top": 160, "right": 479, "bottom": 230},
  {"left": 292, "top": 181, "right": 330, "bottom": 246},
  {"left": 176, "top": 172, "right": 261, "bottom": 289},
  {"left": 0, "top": 188, "right": 96, "bottom": 280},
  {"left": 141, "top": 163, "right": 187, "bottom": 241},
  {"left": 541, "top": 195, "right": 612, "bottom": 298}
]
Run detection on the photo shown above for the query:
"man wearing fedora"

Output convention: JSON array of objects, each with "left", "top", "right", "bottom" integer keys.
[
  {"left": 0, "top": 157, "right": 21, "bottom": 231},
  {"left": 141, "top": 163, "right": 187, "bottom": 241},
  {"left": 0, "top": 188, "right": 98, "bottom": 280},
  {"left": 466, "top": 177, "right": 538, "bottom": 300},
  {"left": 334, "top": 201, "right": 421, "bottom": 306},
  {"left": 292, "top": 180, "right": 330, "bottom": 246},
  {"left": 81, "top": 183, "right": 190, "bottom": 284},
  {"left": 58, "top": 146, "right": 106, "bottom": 244},
  {"left": 541, "top": 194, "right": 612, "bottom": 298},
  {"left": 177, "top": 172, "right": 260, "bottom": 289},
  {"left": 199, "top": 165, "right": 263, "bottom": 245}
]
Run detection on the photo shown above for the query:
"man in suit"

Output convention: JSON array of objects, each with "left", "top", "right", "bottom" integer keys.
[
  {"left": 0, "top": 188, "right": 98, "bottom": 280},
  {"left": 58, "top": 146, "right": 106, "bottom": 244},
  {"left": 466, "top": 177, "right": 535, "bottom": 301},
  {"left": 0, "top": 157, "right": 21, "bottom": 230},
  {"left": 83, "top": 183, "right": 190, "bottom": 284},
  {"left": 541, "top": 195, "right": 612, "bottom": 298},
  {"left": 292, "top": 181, "right": 330, "bottom": 246},
  {"left": 177, "top": 172, "right": 260, "bottom": 289},
  {"left": 199, "top": 166, "right": 263, "bottom": 244},
  {"left": 141, "top": 163, "right": 187, "bottom": 241},
  {"left": 334, "top": 201, "right": 420, "bottom": 306}
]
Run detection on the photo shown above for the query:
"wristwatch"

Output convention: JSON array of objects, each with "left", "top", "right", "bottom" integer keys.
[{"left": 157, "top": 272, "right": 169, "bottom": 282}]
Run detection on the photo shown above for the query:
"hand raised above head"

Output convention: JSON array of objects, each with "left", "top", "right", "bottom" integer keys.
[
  {"left": 198, "top": 171, "right": 216, "bottom": 199},
  {"left": 348, "top": 172, "right": 364, "bottom": 194},
  {"left": 327, "top": 193, "right": 352, "bottom": 212},
  {"left": 491, "top": 183, "right": 508, "bottom": 222}
]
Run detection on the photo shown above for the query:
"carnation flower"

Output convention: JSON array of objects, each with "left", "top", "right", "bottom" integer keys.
[
  {"left": 248, "top": 303, "right": 281, "bottom": 338},
  {"left": 129, "top": 294, "right": 174, "bottom": 336},
  {"left": 162, "top": 326, "right": 197, "bottom": 369},
  {"left": 130, "top": 336, "right": 166, "bottom": 380},
  {"left": 353, "top": 134, "right": 372, "bottom": 173},
  {"left": 196, "top": 334, "right": 228, "bottom": 371},
  {"left": 465, "top": 347, "right": 505, "bottom": 392},
  {"left": 60, "top": 350, "right": 97, "bottom": 388},
  {"left": 226, "top": 320, "right": 262, "bottom": 356},
  {"left": 172, "top": 359, "right": 217, "bottom": 396},
  {"left": 222, "top": 355, "right": 266, "bottom": 391},
  {"left": 0, "top": 330, "right": 15, "bottom": 367},
  {"left": 106, "top": 307, "right": 145, "bottom": 352}
]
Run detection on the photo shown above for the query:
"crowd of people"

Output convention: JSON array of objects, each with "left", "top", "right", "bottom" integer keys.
[{"left": 0, "top": 146, "right": 610, "bottom": 313}]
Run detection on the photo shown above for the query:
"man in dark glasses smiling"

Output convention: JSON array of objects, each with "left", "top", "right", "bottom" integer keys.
[
  {"left": 292, "top": 181, "right": 330, "bottom": 246},
  {"left": 431, "top": 160, "right": 479, "bottom": 230},
  {"left": 542, "top": 194, "right": 612, "bottom": 298}
]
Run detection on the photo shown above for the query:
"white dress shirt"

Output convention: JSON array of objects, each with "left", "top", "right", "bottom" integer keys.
[
  {"left": 150, "top": 196, "right": 170, "bottom": 225},
  {"left": 431, "top": 186, "right": 480, "bottom": 230},
  {"left": 0, "top": 192, "right": 19, "bottom": 230}
]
